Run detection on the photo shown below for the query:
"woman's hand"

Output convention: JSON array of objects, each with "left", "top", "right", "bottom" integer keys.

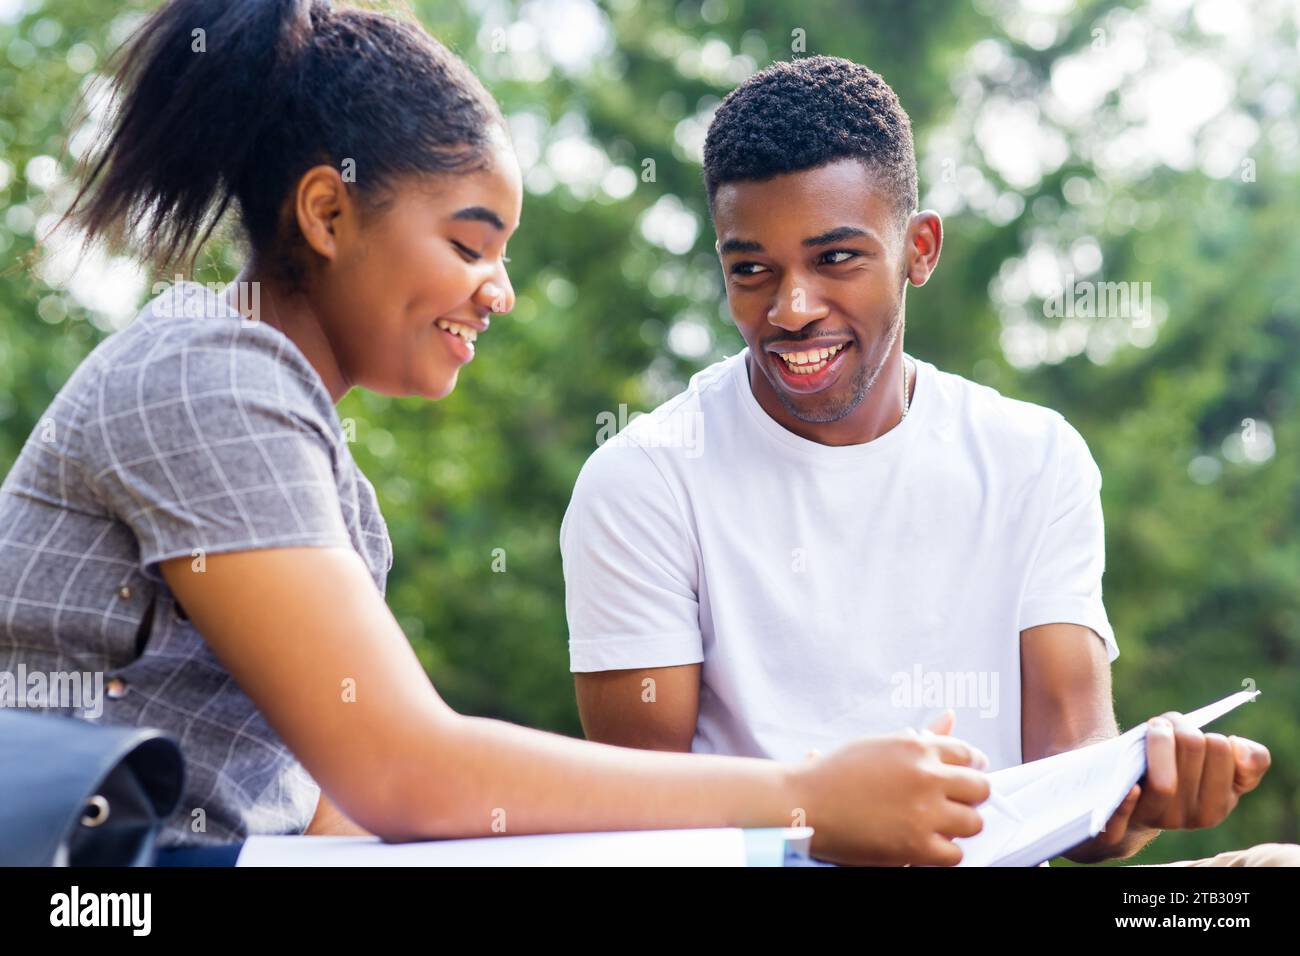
[{"left": 794, "top": 720, "right": 990, "bottom": 866}]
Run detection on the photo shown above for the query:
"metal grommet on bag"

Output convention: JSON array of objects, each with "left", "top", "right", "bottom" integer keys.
[
  {"left": 106, "top": 677, "right": 128, "bottom": 699},
  {"left": 81, "top": 794, "right": 110, "bottom": 828},
  {"left": 117, "top": 585, "right": 132, "bottom": 600},
  {"left": 0, "top": 709, "right": 185, "bottom": 864}
]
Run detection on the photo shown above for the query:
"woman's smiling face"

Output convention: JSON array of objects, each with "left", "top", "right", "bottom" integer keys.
[{"left": 313, "top": 135, "right": 524, "bottom": 401}]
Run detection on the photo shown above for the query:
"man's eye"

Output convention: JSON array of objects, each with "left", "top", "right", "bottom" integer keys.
[
  {"left": 821, "top": 250, "right": 858, "bottom": 265},
  {"left": 730, "top": 262, "right": 767, "bottom": 277},
  {"left": 451, "top": 240, "right": 482, "bottom": 261}
]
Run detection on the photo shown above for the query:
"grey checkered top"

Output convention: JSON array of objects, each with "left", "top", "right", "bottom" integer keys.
[{"left": 0, "top": 281, "right": 392, "bottom": 847}]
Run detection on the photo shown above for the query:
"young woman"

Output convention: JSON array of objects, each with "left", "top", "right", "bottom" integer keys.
[{"left": 0, "top": 0, "right": 990, "bottom": 865}]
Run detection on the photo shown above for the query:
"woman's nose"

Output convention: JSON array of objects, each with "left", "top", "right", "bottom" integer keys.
[{"left": 478, "top": 278, "right": 515, "bottom": 315}]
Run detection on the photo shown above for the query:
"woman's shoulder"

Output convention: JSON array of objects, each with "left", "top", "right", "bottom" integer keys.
[
  {"left": 61, "top": 282, "right": 352, "bottom": 496},
  {"left": 83, "top": 281, "right": 338, "bottom": 433}
]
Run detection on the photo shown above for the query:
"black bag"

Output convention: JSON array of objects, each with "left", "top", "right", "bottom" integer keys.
[{"left": 0, "top": 710, "right": 183, "bottom": 866}]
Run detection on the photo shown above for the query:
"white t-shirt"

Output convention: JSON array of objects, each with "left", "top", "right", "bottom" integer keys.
[{"left": 561, "top": 350, "right": 1117, "bottom": 772}]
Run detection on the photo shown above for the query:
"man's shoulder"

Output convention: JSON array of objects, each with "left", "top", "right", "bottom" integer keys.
[
  {"left": 572, "top": 354, "right": 741, "bottom": 507},
  {"left": 925, "top": 361, "right": 1077, "bottom": 456},
  {"left": 633, "top": 351, "right": 742, "bottom": 428},
  {"left": 587, "top": 354, "right": 739, "bottom": 463}
]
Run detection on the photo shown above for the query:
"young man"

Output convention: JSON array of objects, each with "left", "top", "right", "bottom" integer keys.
[{"left": 561, "top": 56, "right": 1285, "bottom": 864}]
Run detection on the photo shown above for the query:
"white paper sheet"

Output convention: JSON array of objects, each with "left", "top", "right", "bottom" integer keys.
[
  {"left": 238, "top": 827, "right": 749, "bottom": 867},
  {"left": 955, "top": 689, "right": 1260, "bottom": 867}
]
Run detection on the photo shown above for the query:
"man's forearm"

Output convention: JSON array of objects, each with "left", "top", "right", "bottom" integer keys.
[
  {"left": 1024, "top": 729, "right": 1160, "bottom": 863},
  {"left": 1064, "top": 821, "right": 1159, "bottom": 863}
]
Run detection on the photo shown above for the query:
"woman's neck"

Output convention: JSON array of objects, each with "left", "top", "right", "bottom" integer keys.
[{"left": 223, "top": 263, "right": 352, "bottom": 404}]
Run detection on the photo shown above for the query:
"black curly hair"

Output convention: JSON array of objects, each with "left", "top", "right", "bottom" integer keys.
[{"left": 703, "top": 55, "right": 918, "bottom": 226}]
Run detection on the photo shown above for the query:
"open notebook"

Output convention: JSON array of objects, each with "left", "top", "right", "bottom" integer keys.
[{"left": 954, "top": 688, "right": 1261, "bottom": 867}]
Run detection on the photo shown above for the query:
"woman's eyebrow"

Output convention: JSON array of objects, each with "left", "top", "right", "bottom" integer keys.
[
  {"left": 452, "top": 205, "right": 505, "bottom": 230},
  {"left": 803, "top": 225, "right": 871, "bottom": 247}
]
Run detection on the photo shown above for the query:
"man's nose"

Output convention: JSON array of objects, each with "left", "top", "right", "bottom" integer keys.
[{"left": 767, "top": 276, "right": 829, "bottom": 331}]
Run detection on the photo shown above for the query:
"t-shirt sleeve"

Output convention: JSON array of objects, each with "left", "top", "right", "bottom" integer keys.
[
  {"left": 83, "top": 319, "right": 354, "bottom": 579},
  {"left": 561, "top": 441, "right": 703, "bottom": 673},
  {"left": 1018, "top": 415, "right": 1119, "bottom": 661}
]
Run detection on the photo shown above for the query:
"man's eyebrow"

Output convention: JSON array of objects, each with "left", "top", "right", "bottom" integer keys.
[
  {"left": 718, "top": 238, "right": 764, "bottom": 255},
  {"left": 452, "top": 206, "right": 506, "bottom": 230},
  {"left": 803, "top": 226, "right": 870, "bottom": 247},
  {"left": 719, "top": 227, "right": 875, "bottom": 255}
]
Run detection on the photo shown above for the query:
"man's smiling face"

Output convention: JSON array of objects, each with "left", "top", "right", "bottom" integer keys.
[{"left": 712, "top": 158, "right": 940, "bottom": 443}]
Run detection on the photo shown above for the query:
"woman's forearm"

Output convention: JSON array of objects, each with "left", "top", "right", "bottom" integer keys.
[{"left": 381, "top": 713, "right": 803, "bottom": 840}]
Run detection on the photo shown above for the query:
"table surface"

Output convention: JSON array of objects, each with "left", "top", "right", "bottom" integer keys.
[{"left": 152, "top": 829, "right": 817, "bottom": 867}]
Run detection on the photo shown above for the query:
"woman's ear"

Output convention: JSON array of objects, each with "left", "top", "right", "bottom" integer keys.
[
  {"left": 294, "top": 165, "right": 354, "bottom": 262},
  {"left": 905, "top": 210, "right": 943, "bottom": 287}
]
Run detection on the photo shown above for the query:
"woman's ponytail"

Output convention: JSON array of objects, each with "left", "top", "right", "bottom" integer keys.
[
  {"left": 59, "top": 0, "right": 325, "bottom": 274},
  {"left": 55, "top": 0, "right": 502, "bottom": 278}
]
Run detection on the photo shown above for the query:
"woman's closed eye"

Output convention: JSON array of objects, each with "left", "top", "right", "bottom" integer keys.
[
  {"left": 451, "top": 239, "right": 482, "bottom": 261},
  {"left": 452, "top": 239, "right": 511, "bottom": 265}
]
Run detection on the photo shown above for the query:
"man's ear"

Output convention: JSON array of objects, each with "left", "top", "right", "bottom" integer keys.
[
  {"left": 905, "top": 210, "right": 943, "bottom": 287},
  {"left": 293, "top": 164, "right": 354, "bottom": 262}
]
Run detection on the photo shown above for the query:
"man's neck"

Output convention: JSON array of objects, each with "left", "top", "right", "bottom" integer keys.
[{"left": 746, "top": 345, "right": 914, "bottom": 447}]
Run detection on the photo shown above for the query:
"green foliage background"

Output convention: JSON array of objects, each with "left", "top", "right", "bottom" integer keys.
[{"left": 1, "top": 0, "right": 1295, "bottom": 863}]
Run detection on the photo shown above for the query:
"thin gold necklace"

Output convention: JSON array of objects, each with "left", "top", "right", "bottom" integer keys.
[{"left": 901, "top": 355, "right": 911, "bottom": 420}]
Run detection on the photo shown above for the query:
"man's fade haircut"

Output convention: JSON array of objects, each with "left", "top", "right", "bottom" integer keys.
[{"left": 703, "top": 55, "right": 918, "bottom": 228}]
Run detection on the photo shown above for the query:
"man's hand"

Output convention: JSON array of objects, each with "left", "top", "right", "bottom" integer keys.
[{"left": 1074, "top": 713, "right": 1270, "bottom": 859}]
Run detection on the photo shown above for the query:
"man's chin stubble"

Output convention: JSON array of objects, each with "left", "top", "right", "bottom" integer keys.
[
  {"left": 783, "top": 306, "right": 906, "bottom": 425},
  {"left": 777, "top": 360, "right": 876, "bottom": 424}
]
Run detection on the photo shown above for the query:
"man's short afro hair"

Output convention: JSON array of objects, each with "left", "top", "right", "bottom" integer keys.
[{"left": 703, "top": 55, "right": 918, "bottom": 220}]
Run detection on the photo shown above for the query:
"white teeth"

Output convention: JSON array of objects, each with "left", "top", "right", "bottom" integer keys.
[
  {"left": 790, "top": 358, "right": 828, "bottom": 374},
  {"left": 780, "top": 343, "right": 845, "bottom": 371},
  {"left": 436, "top": 319, "right": 478, "bottom": 344}
]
